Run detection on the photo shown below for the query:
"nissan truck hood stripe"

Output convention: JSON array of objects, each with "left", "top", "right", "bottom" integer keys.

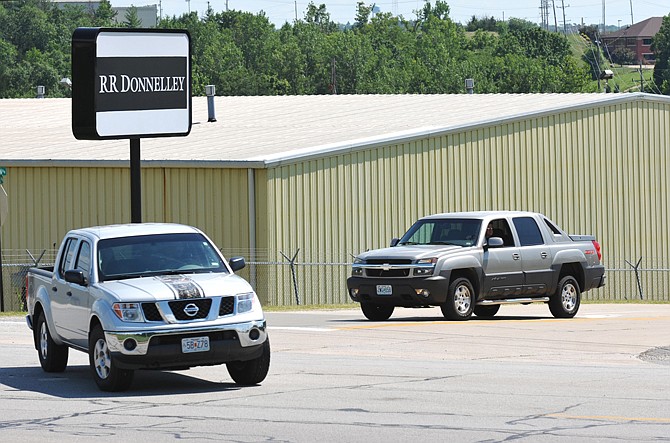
[{"left": 156, "top": 275, "right": 204, "bottom": 299}]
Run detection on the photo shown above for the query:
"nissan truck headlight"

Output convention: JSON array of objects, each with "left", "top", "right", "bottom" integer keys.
[
  {"left": 236, "top": 292, "right": 257, "bottom": 314},
  {"left": 414, "top": 258, "right": 437, "bottom": 276},
  {"left": 112, "top": 302, "right": 143, "bottom": 322},
  {"left": 351, "top": 258, "right": 364, "bottom": 276}
]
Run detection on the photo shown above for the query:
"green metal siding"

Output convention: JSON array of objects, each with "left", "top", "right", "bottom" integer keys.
[
  {"left": 2, "top": 166, "right": 250, "bottom": 261},
  {"left": 262, "top": 99, "right": 670, "bottom": 304},
  {"left": 2, "top": 99, "right": 670, "bottom": 308}
]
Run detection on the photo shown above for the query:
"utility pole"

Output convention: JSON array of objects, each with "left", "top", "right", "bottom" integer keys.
[
  {"left": 540, "top": 0, "right": 550, "bottom": 31},
  {"left": 601, "top": 0, "right": 606, "bottom": 34},
  {"left": 561, "top": 0, "right": 568, "bottom": 34},
  {"left": 551, "top": 0, "right": 558, "bottom": 32},
  {"left": 629, "top": 0, "right": 634, "bottom": 25},
  {"left": 330, "top": 58, "right": 337, "bottom": 94}
]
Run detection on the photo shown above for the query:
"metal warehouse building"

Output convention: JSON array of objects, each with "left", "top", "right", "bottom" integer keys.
[{"left": 1, "top": 92, "right": 669, "bottom": 309}]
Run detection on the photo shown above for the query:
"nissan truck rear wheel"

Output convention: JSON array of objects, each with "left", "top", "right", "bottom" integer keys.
[
  {"left": 89, "top": 324, "right": 134, "bottom": 392},
  {"left": 549, "top": 275, "right": 581, "bottom": 318},
  {"left": 474, "top": 304, "right": 500, "bottom": 318},
  {"left": 360, "top": 302, "right": 394, "bottom": 321},
  {"left": 227, "top": 339, "right": 271, "bottom": 385},
  {"left": 441, "top": 277, "right": 475, "bottom": 320},
  {"left": 36, "top": 312, "right": 69, "bottom": 372}
]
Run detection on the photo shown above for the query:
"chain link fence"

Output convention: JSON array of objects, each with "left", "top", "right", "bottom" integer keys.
[
  {"left": 1, "top": 249, "right": 57, "bottom": 312},
  {"left": 2, "top": 248, "right": 669, "bottom": 312}
]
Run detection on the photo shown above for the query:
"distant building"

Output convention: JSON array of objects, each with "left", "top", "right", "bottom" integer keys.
[
  {"left": 601, "top": 17, "right": 663, "bottom": 64},
  {"left": 52, "top": 0, "right": 158, "bottom": 28}
]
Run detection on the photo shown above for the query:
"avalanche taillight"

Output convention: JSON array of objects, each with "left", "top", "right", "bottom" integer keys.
[
  {"left": 25, "top": 275, "right": 30, "bottom": 307},
  {"left": 592, "top": 240, "right": 602, "bottom": 262}
]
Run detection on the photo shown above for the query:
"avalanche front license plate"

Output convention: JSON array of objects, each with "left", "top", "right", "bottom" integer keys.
[
  {"left": 182, "top": 336, "right": 210, "bottom": 353},
  {"left": 376, "top": 285, "right": 392, "bottom": 295}
]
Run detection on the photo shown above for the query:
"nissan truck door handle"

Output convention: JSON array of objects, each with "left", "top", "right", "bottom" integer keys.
[
  {"left": 541, "top": 252, "right": 548, "bottom": 259},
  {"left": 512, "top": 253, "right": 520, "bottom": 260},
  {"left": 52, "top": 287, "right": 57, "bottom": 292}
]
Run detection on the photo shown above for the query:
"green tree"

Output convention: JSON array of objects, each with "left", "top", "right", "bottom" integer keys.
[
  {"left": 124, "top": 5, "right": 142, "bottom": 28},
  {"left": 94, "top": 0, "right": 117, "bottom": 27},
  {"left": 411, "top": 1, "right": 467, "bottom": 93},
  {"left": 652, "top": 15, "right": 670, "bottom": 94},
  {"left": 466, "top": 15, "right": 497, "bottom": 32},
  {"left": 304, "top": 2, "right": 337, "bottom": 33}
]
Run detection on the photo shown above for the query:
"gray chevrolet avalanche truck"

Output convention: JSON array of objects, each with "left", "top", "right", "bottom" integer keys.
[{"left": 347, "top": 211, "right": 605, "bottom": 321}]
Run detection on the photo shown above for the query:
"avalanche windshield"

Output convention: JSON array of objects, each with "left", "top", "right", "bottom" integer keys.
[{"left": 398, "top": 218, "right": 482, "bottom": 247}]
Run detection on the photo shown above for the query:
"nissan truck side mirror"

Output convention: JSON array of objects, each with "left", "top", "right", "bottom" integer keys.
[
  {"left": 390, "top": 238, "right": 400, "bottom": 247},
  {"left": 229, "top": 256, "right": 246, "bottom": 272},
  {"left": 64, "top": 269, "right": 88, "bottom": 286},
  {"left": 485, "top": 237, "right": 504, "bottom": 250}
]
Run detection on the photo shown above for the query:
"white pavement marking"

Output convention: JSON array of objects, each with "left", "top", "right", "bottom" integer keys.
[{"left": 269, "top": 326, "right": 336, "bottom": 332}]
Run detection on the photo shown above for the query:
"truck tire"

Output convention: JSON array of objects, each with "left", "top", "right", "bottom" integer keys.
[
  {"left": 360, "top": 302, "right": 394, "bottom": 321},
  {"left": 227, "top": 339, "right": 271, "bottom": 385},
  {"left": 89, "top": 324, "right": 134, "bottom": 392},
  {"left": 549, "top": 275, "right": 581, "bottom": 318},
  {"left": 441, "top": 277, "right": 475, "bottom": 320},
  {"left": 474, "top": 304, "right": 500, "bottom": 318},
  {"left": 36, "top": 312, "right": 69, "bottom": 372}
]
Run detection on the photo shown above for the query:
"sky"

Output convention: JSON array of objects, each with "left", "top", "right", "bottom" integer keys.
[{"left": 120, "top": 0, "right": 669, "bottom": 28}]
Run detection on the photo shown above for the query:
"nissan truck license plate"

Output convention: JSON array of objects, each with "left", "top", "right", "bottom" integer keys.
[
  {"left": 182, "top": 336, "right": 210, "bottom": 353},
  {"left": 376, "top": 285, "right": 392, "bottom": 295}
]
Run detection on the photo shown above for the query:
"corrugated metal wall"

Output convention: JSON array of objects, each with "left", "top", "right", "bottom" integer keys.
[
  {"left": 3, "top": 98, "right": 669, "bottom": 308},
  {"left": 2, "top": 165, "right": 250, "bottom": 261},
  {"left": 264, "top": 98, "right": 670, "bottom": 304}
]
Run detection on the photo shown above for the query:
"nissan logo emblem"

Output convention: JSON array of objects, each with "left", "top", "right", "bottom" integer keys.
[{"left": 183, "top": 303, "right": 199, "bottom": 317}]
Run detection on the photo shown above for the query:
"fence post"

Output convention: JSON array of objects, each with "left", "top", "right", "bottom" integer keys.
[
  {"left": 625, "top": 257, "right": 644, "bottom": 300},
  {"left": 280, "top": 249, "right": 301, "bottom": 305}
]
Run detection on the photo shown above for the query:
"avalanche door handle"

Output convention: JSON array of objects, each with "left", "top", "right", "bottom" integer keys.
[
  {"left": 512, "top": 253, "right": 520, "bottom": 260},
  {"left": 541, "top": 252, "right": 548, "bottom": 259}
]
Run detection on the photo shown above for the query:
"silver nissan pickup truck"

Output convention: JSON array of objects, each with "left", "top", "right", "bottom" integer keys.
[
  {"left": 347, "top": 211, "right": 605, "bottom": 321},
  {"left": 26, "top": 223, "right": 269, "bottom": 391}
]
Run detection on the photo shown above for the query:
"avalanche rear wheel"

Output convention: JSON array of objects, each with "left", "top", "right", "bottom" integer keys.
[
  {"left": 474, "top": 304, "right": 500, "bottom": 318},
  {"left": 549, "top": 275, "right": 581, "bottom": 318}
]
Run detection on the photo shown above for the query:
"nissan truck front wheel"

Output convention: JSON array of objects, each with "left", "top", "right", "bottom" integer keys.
[
  {"left": 88, "top": 324, "right": 134, "bottom": 392},
  {"left": 227, "top": 338, "right": 271, "bottom": 385}
]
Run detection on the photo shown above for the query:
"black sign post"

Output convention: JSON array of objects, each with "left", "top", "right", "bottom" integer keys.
[
  {"left": 130, "top": 138, "right": 142, "bottom": 223},
  {"left": 71, "top": 28, "right": 192, "bottom": 223}
]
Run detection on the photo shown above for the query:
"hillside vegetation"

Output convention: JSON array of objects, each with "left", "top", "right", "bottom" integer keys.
[{"left": 0, "top": 0, "right": 663, "bottom": 98}]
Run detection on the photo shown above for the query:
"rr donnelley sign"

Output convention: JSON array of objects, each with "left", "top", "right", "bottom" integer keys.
[{"left": 72, "top": 28, "right": 192, "bottom": 140}]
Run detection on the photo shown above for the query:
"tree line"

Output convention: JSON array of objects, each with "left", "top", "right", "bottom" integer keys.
[{"left": 1, "top": 0, "right": 668, "bottom": 99}]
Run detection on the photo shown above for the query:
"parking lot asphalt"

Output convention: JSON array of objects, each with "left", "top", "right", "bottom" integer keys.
[{"left": 1, "top": 304, "right": 669, "bottom": 442}]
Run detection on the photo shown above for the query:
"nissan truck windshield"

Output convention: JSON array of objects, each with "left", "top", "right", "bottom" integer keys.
[{"left": 98, "top": 233, "right": 227, "bottom": 281}]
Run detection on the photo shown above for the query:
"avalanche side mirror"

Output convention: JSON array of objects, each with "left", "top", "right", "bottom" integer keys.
[
  {"left": 485, "top": 237, "right": 504, "bottom": 250},
  {"left": 389, "top": 238, "right": 400, "bottom": 247}
]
